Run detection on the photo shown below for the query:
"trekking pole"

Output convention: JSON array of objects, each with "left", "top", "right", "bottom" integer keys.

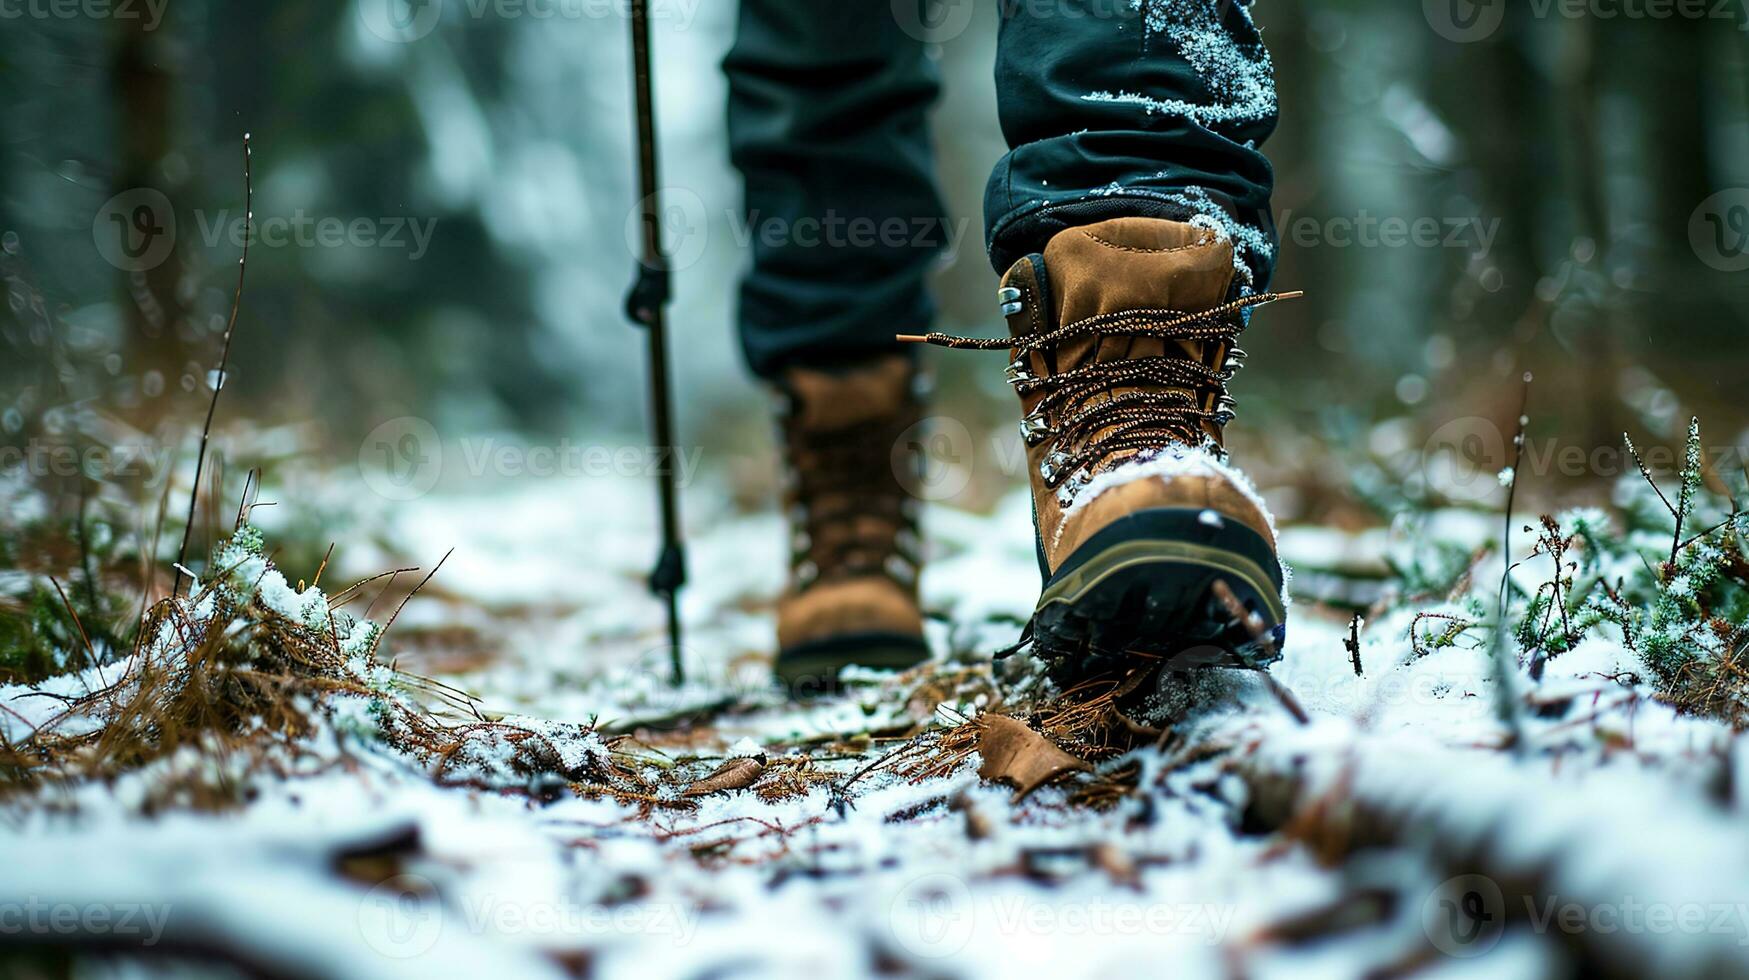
[{"left": 624, "top": 0, "right": 686, "bottom": 686}]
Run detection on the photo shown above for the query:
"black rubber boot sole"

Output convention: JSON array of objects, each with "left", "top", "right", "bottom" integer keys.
[
  {"left": 1030, "top": 507, "right": 1287, "bottom": 687},
  {"left": 774, "top": 632, "right": 931, "bottom": 699}
]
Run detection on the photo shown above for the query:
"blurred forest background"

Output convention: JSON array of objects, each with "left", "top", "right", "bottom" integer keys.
[{"left": 3, "top": 0, "right": 1749, "bottom": 551}]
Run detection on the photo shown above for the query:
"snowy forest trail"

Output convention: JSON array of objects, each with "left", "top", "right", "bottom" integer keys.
[{"left": 5, "top": 470, "right": 1747, "bottom": 979}]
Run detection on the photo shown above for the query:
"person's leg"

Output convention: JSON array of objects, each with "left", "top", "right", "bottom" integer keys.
[
  {"left": 725, "top": 1, "right": 948, "bottom": 691},
  {"left": 726, "top": 0, "right": 949, "bottom": 377},
  {"left": 985, "top": 0, "right": 1279, "bottom": 289},
  {"left": 917, "top": 0, "right": 1289, "bottom": 684}
]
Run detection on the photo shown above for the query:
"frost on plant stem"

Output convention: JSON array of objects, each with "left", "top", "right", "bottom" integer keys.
[
  {"left": 1510, "top": 438, "right": 1749, "bottom": 723},
  {"left": 1674, "top": 416, "right": 1703, "bottom": 549}
]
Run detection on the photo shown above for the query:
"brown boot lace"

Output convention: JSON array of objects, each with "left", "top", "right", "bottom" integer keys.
[
  {"left": 778, "top": 395, "right": 922, "bottom": 593},
  {"left": 900, "top": 291, "right": 1300, "bottom": 508}
]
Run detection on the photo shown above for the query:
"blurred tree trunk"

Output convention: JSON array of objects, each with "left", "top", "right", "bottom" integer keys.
[
  {"left": 1646, "top": 18, "right": 1712, "bottom": 267},
  {"left": 1483, "top": 23, "right": 1544, "bottom": 330},
  {"left": 111, "top": 12, "right": 190, "bottom": 437},
  {"left": 1554, "top": 15, "right": 1624, "bottom": 451},
  {"left": 1644, "top": 14, "right": 1732, "bottom": 410},
  {"left": 1259, "top": 0, "right": 1321, "bottom": 377}
]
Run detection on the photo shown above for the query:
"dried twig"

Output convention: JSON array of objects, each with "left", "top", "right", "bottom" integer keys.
[
  {"left": 372, "top": 549, "right": 454, "bottom": 658},
  {"left": 49, "top": 577, "right": 103, "bottom": 688},
  {"left": 1345, "top": 615, "right": 1363, "bottom": 677},
  {"left": 1491, "top": 372, "right": 1533, "bottom": 750},
  {"left": 1623, "top": 431, "right": 1677, "bottom": 519},
  {"left": 174, "top": 134, "right": 253, "bottom": 596},
  {"left": 231, "top": 468, "right": 259, "bottom": 531}
]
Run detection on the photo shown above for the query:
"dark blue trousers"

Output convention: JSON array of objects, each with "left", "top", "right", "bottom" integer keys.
[{"left": 726, "top": 0, "right": 1278, "bottom": 378}]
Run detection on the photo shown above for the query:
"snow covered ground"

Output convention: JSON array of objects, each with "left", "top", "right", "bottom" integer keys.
[{"left": 4, "top": 468, "right": 1748, "bottom": 979}]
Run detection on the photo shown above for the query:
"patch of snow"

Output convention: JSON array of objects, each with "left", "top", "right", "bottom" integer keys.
[
  {"left": 6, "top": 467, "right": 1746, "bottom": 978},
  {"left": 1061, "top": 443, "right": 1286, "bottom": 593}
]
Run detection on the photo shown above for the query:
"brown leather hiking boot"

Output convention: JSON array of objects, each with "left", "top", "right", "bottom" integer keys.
[
  {"left": 906, "top": 217, "right": 1296, "bottom": 684},
  {"left": 772, "top": 356, "right": 930, "bottom": 694}
]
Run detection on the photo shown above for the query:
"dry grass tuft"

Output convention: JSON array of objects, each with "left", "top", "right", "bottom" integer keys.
[
  {"left": 889, "top": 664, "right": 1164, "bottom": 804},
  {"left": 0, "top": 534, "right": 641, "bottom": 811}
]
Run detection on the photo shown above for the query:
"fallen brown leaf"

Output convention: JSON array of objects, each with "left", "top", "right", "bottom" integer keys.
[
  {"left": 680, "top": 755, "right": 765, "bottom": 798},
  {"left": 976, "top": 715, "right": 1091, "bottom": 801}
]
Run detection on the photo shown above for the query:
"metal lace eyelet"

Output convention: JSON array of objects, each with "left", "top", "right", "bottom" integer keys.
[
  {"left": 884, "top": 554, "right": 917, "bottom": 586},
  {"left": 1020, "top": 412, "right": 1050, "bottom": 446},
  {"left": 1219, "top": 346, "right": 1248, "bottom": 381},
  {"left": 1005, "top": 358, "right": 1033, "bottom": 386},
  {"left": 1054, "top": 468, "right": 1091, "bottom": 508},
  {"left": 997, "top": 286, "right": 1023, "bottom": 316},
  {"left": 795, "top": 560, "right": 819, "bottom": 588},
  {"left": 1039, "top": 449, "right": 1069, "bottom": 483}
]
